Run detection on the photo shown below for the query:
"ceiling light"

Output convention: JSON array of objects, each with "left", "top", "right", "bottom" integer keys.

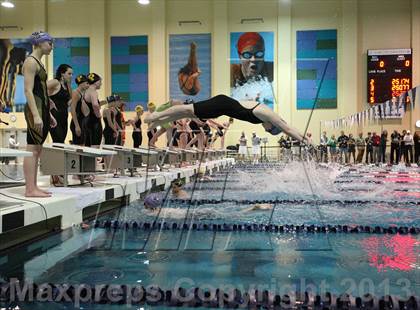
[
  {"left": 1, "top": 1, "right": 14, "bottom": 8},
  {"left": 138, "top": 0, "right": 150, "bottom": 5}
]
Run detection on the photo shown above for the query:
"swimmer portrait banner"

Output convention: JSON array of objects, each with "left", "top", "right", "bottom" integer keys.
[
  {"left": 0, "top": 38, "right": 33, "bottom": 112},
  {"left": 111, "top": 35, "right": 149, "bottom": 111},
  {"left": 230, "top": 31, "right": 275, "bottom": 110},
  {"left": 169, "top": 33, "right": 211, "bottom": 102},
  {"left": 53, "top": 37, "right": 90, "bottom": 89}
]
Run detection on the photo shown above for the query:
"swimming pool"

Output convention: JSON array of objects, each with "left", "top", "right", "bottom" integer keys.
[{"left": 1, "top": 163, "right": 419, "bottom": 309}]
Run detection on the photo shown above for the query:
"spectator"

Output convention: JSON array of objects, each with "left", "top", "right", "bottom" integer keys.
[
  {"left": 327, "top": 134, "right": 337, "bottom": 162},
  {"left": 414, "top": 131, "right": 420, "bottom": 165},
  {"left": 380, "top": 130, "right": 387, "bottom": 163},
  {"left": 347, "top": 133, "right": 356, "bottom": 164},
  {"left": 337, "top": 130, "right": 349, "bottom": 164},
  {"left": 390, "top": 130, "right": 400, "bottom": 165},
  {"left": 279, "top": 135, "right": 292, "bottom": 161},
  {"left": 403, "top": 130, "right": 414, "bottom": 166},
  {"left": 320, "top": 131, "right": 328, "bottom": 163},
  {"left": 355, "top": 132, "right": 365, "bottom": 163},
  {"left": 238, "top": 132, "right": 248, "bottom": 161},
  {"left": 306, "top": 132, "right": 316, "bottom": 159},
  {"left": 251, "top": 132, "right": 261, "bottom": 164},
  {"left": 365, "top": 132, "right": 374, "bottom": 164},
  {"left": 372, "top": 132, "right": 381, "bottom": 165},
  {"left": 400, "top": 130, "right": 407, "bottom": 163}
]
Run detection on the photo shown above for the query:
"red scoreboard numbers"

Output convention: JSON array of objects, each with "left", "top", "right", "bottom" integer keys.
[{"left": 367, "top": 49, "right": 412, "bottom": 104}]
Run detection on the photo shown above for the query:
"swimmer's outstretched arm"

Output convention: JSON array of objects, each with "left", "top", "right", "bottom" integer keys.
[
  {"left": 243, "top": 203, "right": 273, "bottom": 212},
  {"left": 253, "top": 105, "right": 310, "bottom": 144}
]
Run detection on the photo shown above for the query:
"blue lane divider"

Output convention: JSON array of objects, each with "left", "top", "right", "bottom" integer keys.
[
  {"left": 91, "top": 219, "right": 419, "bottom": 235},
  {"left": 186, "top": 186, "right": 420, "bottom": 193},
  {"left": 334, "top": 180, "right": 384, "bottom": 184},
  {"left": 1, "top": 280, "right": 417, "bottom": 309},
  {"left": 183, "top": 186, "right": 249, "bottom": 191},
  {"left": 191, "top": 179, "right": 238, "bottom": 183},
  {"left": 166, "top": 198, "right": 420, "bottom": 206}
]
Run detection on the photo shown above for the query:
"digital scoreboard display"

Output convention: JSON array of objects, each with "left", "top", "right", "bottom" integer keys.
[{"left": 367, "top": 48, "right": 412, "bottom": 104}]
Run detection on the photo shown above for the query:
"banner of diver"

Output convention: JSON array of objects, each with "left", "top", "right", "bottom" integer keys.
[{"left": 144, "top": 94, "right": 310, "bottom": 144}]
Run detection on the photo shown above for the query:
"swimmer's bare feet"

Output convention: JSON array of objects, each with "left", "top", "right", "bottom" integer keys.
[
  {"left": 50, "top": 175, "right": 64, "bottom": 187},
  {"left": 37, "top": 186, "right": 52, "bottom": 194},
  {"left": 85, "top": 175, "right": 95, "bottom": 182},
  {"left": 25, "top": 189, "right": 51, "bottom": 198}
]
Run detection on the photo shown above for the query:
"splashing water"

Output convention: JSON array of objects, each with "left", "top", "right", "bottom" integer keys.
[
  {"left": 224, "top": 161, "right": 343, "bottom": 200},
  {"left": 216, "top": 161, "right": 418, "bottom": 202}
]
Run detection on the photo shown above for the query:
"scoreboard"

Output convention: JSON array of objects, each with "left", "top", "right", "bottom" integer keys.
[{"left": 367, "top": 48, "right": 412, "bottom": 104}]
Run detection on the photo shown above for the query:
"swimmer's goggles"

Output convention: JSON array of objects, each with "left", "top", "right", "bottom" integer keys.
[{"left": 240, "top": 51, "right": 264, "bottom": 59}]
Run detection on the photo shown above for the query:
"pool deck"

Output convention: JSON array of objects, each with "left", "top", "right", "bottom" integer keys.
[{"left": 0, "top": 158, "right": 234, "bottom": 238}]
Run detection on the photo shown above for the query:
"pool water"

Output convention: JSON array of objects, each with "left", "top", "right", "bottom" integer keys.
[
  {"left": 1, "top": 163, "right": 419, "bottom": 309},
  {"left": 106, "top": 200, "right": 420, "bottom": 227}
]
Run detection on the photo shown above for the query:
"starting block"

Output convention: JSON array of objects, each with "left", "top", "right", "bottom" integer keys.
[
  {"left": 136, "top": 147, "right": 163, "bottom": 170},
  {"left": 102, "top": 145, "right": 135, "bottom": 176},
  {"left": 173, "top": 148, "right": 198, "bottom": 164},
  {"left": 161, "top": 148, "right": 182, "bottom": 167},
  {"left": 40, "top": 143, "right": 117, "bottom": 186}
]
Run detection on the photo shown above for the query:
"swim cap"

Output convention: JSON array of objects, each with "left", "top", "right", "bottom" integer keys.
[
  {"left": 144, "top": 193, "right": 163, "bottom": 209},
  {"left": 87, "top": 73, "right": 101, "bottom": 84},
  {"left": 135, "top": 105, "right": 144, "bottom": 113},
  {"left": 29, "top": 31, "right": 54, "bottom": 46},
  {"left": 237, "top": 32, "right": 264, "bottom": 54},
  {"left": 266, "top": 125, "right": 282, "bottom": 135},
  {"left": 75, "top": 74, "right": 88, "bottom": 85},
  {"left": 172, "top": 179, "right": 183, "bottom": 187},
  {"left": 147, "top": 102, "right": 156, "bottom": 110}
]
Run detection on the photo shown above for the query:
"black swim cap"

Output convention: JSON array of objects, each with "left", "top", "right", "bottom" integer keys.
[
  {"left": 87, "top": 73, "right": 101, "bottom": 84},
  {"left": 75, "top": 74, "right": 88, "bottom": 85}
]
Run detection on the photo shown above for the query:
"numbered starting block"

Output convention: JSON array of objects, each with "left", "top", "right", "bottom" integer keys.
[
  {"left": 174, "top": 148, "right": 199, "bottom": 164},
  {"left": 136, "top": 147, "right": 163, "bottom": 170},
  {"left": 40, "top": 143, "right": 117, "bottom": 186},
  {"left": 102, "top": 144, "right": 135, "bottom": 176},
  {"left": 206, "top": 149, "right": 217, "bottom": 161},
  {"left": 161, "top": 148, "right": 182, "bottom": 168},
  {"left": 215, "top": 149, "right": 227, "bottom": 159},
  {"left": 173, "top": 148, "right": 198, "bottom": 164}
]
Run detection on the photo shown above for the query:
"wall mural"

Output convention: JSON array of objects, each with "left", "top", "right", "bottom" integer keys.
[
  {"left": 111, "top": 35, "right": 148, "bottom": 111},
  {"left": 230, "top": 31, "right": 275, "bottom": 110},
  {"left": 296, "top": 29, "right": 337, "bottom": 110},
  {"left": 169, "top": 33, "right": 211, "bottom": 102}
]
